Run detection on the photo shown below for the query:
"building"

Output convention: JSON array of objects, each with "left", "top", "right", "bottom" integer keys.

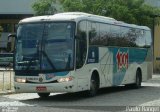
[
  {"left": 145, "top": 0, "right": 160, "bottom": 72},
  {"left": 0, "top": 0, "right": 35, "bottom": 52},
  {"left": 0, "top": 0, "right": 63, "bottom": 52}
]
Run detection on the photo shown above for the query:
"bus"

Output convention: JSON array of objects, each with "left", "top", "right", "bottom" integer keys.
[{"left": 12, "top": 12, "right": 152, "bottom": 97}]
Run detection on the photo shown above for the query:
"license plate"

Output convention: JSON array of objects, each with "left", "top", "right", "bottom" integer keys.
[{"left": 36, "top": 86, "right": 47, "bottom": 91}]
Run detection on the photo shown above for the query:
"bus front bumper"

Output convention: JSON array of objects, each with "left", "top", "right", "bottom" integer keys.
[{"left": 14, "top": 81, "right": 76, "bottom": 93}]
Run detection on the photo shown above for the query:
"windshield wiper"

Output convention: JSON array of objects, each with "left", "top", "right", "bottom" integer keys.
[
  {"left": 66, "top": 54, "right": 71, "bottom": 69},
  {"left": 25, "top": 40, "right": 40, "bottom": 70},
  {"left": 42, "top": 51, "right": 56, "bottom": 70}
]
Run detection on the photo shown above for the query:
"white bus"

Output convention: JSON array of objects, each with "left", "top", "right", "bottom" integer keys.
[{"left": 12, "top": 12, "right": 152, "bottom": 97}]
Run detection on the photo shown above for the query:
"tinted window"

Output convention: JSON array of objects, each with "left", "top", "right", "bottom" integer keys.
[
  {"left": 76, "top": 21, "right": 87, "bottom": 69},
  {"left": 89, "top": 22, "right": 99, "bottom": 45},
  {"left": 15, "top": 22, "right": 75, "bottom": 71},
  {"left": 145, "top": 30, "right": 152, "bottom": 47},
  {"left": 43, "top": 23, "right": 74, "bottom": 70},
  {"left": 109, "top": 25, "right": 121, "bottom": 46},
  {"left": 99, "top": 23, "right": 110, "bottom": 46},
  {"left": 121, "top": 27, "right": 137, "bottom": 47},
  {"left": 134, "top": 29, "right": 145, "bottom": 47},
  {"left": 88, "top": 21, "right": 151, "bottom": 48}
]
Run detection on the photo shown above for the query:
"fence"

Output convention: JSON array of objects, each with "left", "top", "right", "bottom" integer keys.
[{"left": 0, "top": 66, "right": 14, "bottom": 92}]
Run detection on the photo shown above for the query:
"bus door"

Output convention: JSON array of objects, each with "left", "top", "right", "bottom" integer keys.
[{"left": 75, "top": 21, "right": 88, "bottom": 91}]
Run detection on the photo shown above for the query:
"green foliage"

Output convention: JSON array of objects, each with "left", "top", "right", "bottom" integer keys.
[
  {"left": 61, "top": 0, "right": 160, "bottom": 28},
  {"left": 32, "top": 0, "right": 57, "bottom": 15},
  {"left": 0, "top": 26, "right": 2, "bottom": 32},
  {"left": 32, "top": 0, "right": 160, "bottom": 28}
]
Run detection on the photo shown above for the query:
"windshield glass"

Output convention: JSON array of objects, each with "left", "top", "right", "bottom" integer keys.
[{"left": 15, "top": 22, "right": 75, "bottom": 71}]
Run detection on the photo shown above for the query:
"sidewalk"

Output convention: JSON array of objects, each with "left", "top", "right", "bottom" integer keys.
[
  {"left": 0, "top": 89, "right": 15, "bottom": 95},
  {"left": 0, "top": 67, "right": 14, "bottom": 95}
]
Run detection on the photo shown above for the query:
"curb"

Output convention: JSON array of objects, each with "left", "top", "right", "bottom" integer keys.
[{"left": 0, "top": 90, "right": 15, "bottom": 95}]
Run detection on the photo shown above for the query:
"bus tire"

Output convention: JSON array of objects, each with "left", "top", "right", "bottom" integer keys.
[
  {"left": 87, "top": 72, "right": 99, "bottom": 97},
  {"left": 133, "top": 69, "right": 142, "bottom": 88},
  {"left": 125, "top": 69, "right": 142, "bottom": 89},
  {"left": 38, "top": 93, "right": 50, "bottom": 98},
  {"left": 128, "top": 69, "right": 142, "bottom": 89}
]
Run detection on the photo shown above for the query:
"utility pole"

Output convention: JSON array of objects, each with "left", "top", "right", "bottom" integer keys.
[{"left": 150, "top": 14, "right": 160, "bottom": 72}]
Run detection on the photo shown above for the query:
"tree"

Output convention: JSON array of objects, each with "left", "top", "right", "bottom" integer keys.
[
  {"left": 61, "top": 0, "right": 160, "bottom": 28},
  {"left": 0, "top": 26, "right": 2, "bottom": 32},
  {"left": 32, "top": 0, "right": 58, "bottom": 15}
]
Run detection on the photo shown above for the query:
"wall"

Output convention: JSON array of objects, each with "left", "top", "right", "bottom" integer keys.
[
  {"left": 154, "top": 25, "right": 160, "bottom": 72},
  {"left": 0, "top": 0, "right": 35, "bottom": 14}
]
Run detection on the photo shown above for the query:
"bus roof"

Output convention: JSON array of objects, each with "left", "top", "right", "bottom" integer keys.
[{"left": 19, "top": 12, "right": 150, "bottom": 30}]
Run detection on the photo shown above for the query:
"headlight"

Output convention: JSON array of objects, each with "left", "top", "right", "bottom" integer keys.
[
  {"left": 57, "top": 76, "right": 74, "bottom": 83},
  {"left": 15, "top": 78, "right": 26, "bottom": 83}
]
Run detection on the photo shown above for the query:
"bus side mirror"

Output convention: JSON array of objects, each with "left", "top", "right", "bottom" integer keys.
[
  {"left": 7, "top": 33, "right": 16, "bottom": 52},
  {"left": 8, "top": 33, "right": 16, "bottom": 39},
  {"left": 8, "top": 34, "right": 17, "bottom": 40}
]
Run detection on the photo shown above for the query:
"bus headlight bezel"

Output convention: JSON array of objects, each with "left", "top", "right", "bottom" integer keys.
[
  {"left": 57, "top": 76, "right": 74, "bottom": 83},
  {"left": 15, "top": 78, "right": 26, "bottom": 83}
]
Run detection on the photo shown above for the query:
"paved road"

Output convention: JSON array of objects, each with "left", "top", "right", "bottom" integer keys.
[{"left": 0, "top": 75, "right": 160, "bottom": 112}]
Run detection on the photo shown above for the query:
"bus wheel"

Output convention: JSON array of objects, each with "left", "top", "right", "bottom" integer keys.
[
  {"left": 125, "top": 70, "right": 141, "bottom": 89},
  {"left": 131, "top": 70, "right": 142, "bottom": 89},
  {"left": 134, "top": 70, "right": 142, "bottom": 88},
  {"left": 38, "top": 93, "right": 50, "bottom": 98},
  {"left": 87, "top": 74, "right": 99, "bottom": 97}
]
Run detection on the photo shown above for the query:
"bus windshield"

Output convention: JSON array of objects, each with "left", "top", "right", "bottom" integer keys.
[{"left": 15, "top": 22, "right": 75, "bottom": 71}]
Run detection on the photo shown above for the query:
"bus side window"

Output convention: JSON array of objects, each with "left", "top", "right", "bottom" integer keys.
[
  {"left": 145, "top": 30, "right": 152, "bottom": 48},
  {"left": 135, "top": 29, "right": 145, "bottom": 47},
  {"left": 76, "top": 21, "right": 87, "bottom": 69},
  {"left": 89, "top": 22, "right": 99, "bottom": 45}
]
